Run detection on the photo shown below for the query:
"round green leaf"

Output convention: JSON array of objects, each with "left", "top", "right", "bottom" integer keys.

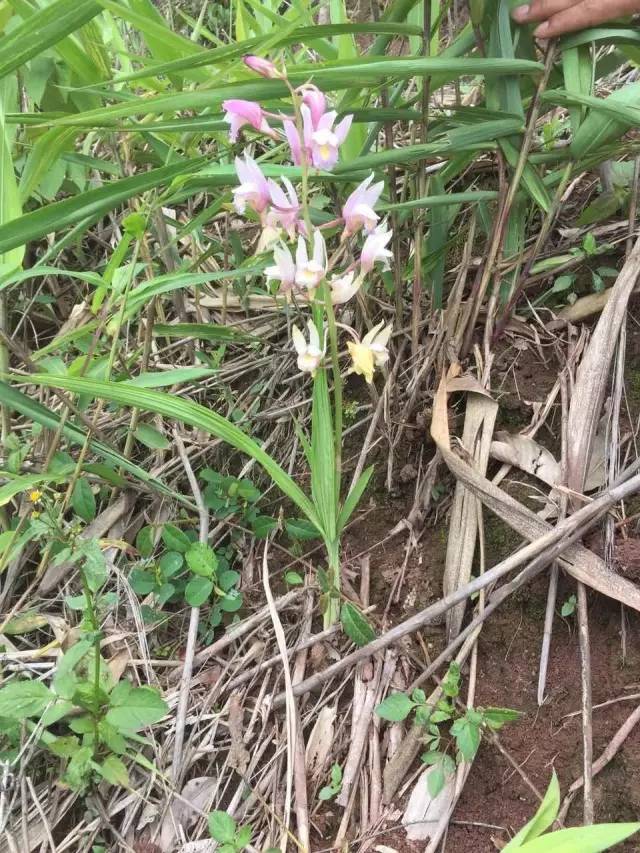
[
  {"left": 161, "top": 524, "right": 191, "bottom": 553},
  {"left": 186, "top": 542, "right": 218, "bottom": 578},
  {"left": 375, "top": 692, "right": 415, "bottom": 722},
  {"left": 159, "top": 551, "right": 184, "bottom": 576},
  {"left": 185, "top": 576, "right": 214, "bottom": 606}
]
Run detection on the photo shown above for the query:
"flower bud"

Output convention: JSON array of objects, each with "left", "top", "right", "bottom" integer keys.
[{"left": 243, "top": 55, "right": 282, "bottom": 79}]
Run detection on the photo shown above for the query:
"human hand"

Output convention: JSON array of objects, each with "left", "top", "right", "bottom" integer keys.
[{"left": 511, "top": 0, "right": 640, "bottom": 39}]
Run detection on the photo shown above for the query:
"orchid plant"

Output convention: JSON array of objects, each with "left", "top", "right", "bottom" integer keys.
[{"left": 225, "top": 56, "right": 393, "bottom": 627}]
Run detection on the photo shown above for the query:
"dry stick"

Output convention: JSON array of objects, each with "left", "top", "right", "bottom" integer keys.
[
  {"left": 292, "top": 590, "right": 313, "bottom": 853},
  {"left": 272, "top": 470, "right": 640, "bottom": 708},
  {"left": 461, "top": 43, "right": 558, "bottom": 357},
  {"left": 171, "top": 431, "right": 209, "bottom": 784},
  {"left": 558, "top": 702, "right": 640, "bottom": 825},
  {"left": 576, "top": 581, "right": 593, "bottom": 824},
  {"left": 224, "top": 609, "right": 375, "bottom": 692},
  {"left": 170, "top": 588, "right": 304, "bottom": 681},
  {"left": 407, "top": 506, "right": 601, "bottom": 694},
  {"left": 537, "top": 371, "right": 569, "bottom": 705},
  {"left": 262, "top": 542, "right": 297, "bottom": 853}
]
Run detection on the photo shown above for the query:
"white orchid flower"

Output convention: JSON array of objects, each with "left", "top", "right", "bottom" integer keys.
[
  {"left": 294, "top": 230, "right": 327, "bottom": 292},
  {"left": 330, "top": 270, "right": 362, "bottom": 305},
  {"left": 292, "top": 319, "right": 325, "bottom": 376},
  {"left": 265, "top": 242, "right": 296, "bottom": 294}
]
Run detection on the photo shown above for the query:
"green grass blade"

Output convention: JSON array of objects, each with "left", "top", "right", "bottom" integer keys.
[
  {"left": 337, "top": 465, "right": 373, "bottom": 533},
  {"left": 0, "top": 0, "right": 101, "bottom": 80},
  {"left": 0, "top": 78, "right": 23, "bottom": 274},
  {"left": 152, "top": 323, "right": 254, "bottom": 343}
]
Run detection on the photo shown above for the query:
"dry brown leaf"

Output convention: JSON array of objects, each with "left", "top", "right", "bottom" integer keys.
[
  {"left": 441, "top": 372, "right": 498, "bottom": 640},
  {"left": 106, "top": 649, "right": 130, "bottom": 684},
  {"left": 567, "top": 235, "right": 640, "bottom": 494},
  {"left": 159, "top": 777, "right": 217, "bottom": 851},
  {"left": 305, "top": 705, "right": 336, "bottom": 780},
  {"left": 402, "top": 766, "right": 456, "bottom": 841},
  {"left": 490, "top": 433, "right": 560, "bottom": 487}
]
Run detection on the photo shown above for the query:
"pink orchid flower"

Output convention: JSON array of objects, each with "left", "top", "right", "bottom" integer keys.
[
  {"left": 283, "top": 118, "right": 303, "bottom": 166},
  {"left": 233, "top": 154, "right": 271, "bottom": 219},
  {"left": 223, "top": 99, "right": 273, "bottom": 143},
  {"left": 267, "top": 176, "right": 302, "bottom": 238},
  {"left": 265, "top": 243, "right": 296, "bottom": 294},
  {"left": 295, "top": 230, "right": 327, "bottom": 292},
  {"left": 342, "top": 173, "right": 384, "bottom": 237},
  {"left": 284, "top": 104, "right": 353, "bottom": 171},
  {"left": 308, "top": 108, "right": 353, "bottom": 170},
  {"left": 360, "top": 223, "right": 393, "bottom": 274}
]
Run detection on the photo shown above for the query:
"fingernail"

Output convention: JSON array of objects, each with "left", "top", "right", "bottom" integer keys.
[
  {"left": 511, "top": 4, "right": 530, "bottom": 21},
  {"left": 534, "top": 20, "right": 550, "bottom": 36}
]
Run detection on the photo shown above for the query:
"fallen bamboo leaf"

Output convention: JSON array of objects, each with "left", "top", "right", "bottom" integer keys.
[
  {"left": 444, "top": 388, "right": 498, "bottom": 640},
  {"left": 567, "top": 234, "right": 640, "bottom": 494},
  {"left": 490, "top": 432, "right": 560, "bottom": 487}
]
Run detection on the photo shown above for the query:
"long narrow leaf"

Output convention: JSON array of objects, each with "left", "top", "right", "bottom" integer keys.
[
  {"left": 23, "top": 374, "right": 322, "bottom": 531},
  {"left": 0, "top": 0, "right": 101, "bottom": 80}
]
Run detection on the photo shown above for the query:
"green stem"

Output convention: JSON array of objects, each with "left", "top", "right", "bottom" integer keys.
[
  {"left": 79, "top": 565, "right": 102, "bottom": 751},
  {"left": 325, "top": 538, "right": 341, "bottom": 628},
  {"left": 323, "top": 281, "right": 342, "bottom": 504}
]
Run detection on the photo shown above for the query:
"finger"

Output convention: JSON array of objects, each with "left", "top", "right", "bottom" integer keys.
[
  {"left": 511, "top": 0, "right": 575, "bottom": 24},
  {"left": 534, "top": 0, "right": 640, "bottom": 37}
]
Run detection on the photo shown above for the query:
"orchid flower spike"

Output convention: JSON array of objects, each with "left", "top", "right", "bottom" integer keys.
[
  {"left": 308, "top": 108, "right": 353, "bottom": 171},
  {"left": 223, "top": 99, "right": 273, "bottom": 143},
  {"left": 342, "top": 173, "right": 384, "bottom": 237},
  {"left": 243, "top": 55, "right": 282, "bottom": 79},
  {"left": 360, "top": 223, "right": 393, "bottom": 274},
  {"left": 265, "top": 242, "right": 296, "bottom": 294},
  {"left": 330, "top": 270, "right": 362, "bottom": 305},
  {"left": 292, "top": 319, "right": 325, "bottom": 376},
  {"left": 295, "top": 230, "right": 327, "bottom": 292},
  {"left": 347, "top": 321, "right": 392, "bottom": 384},
  {"left": 233, "top": 154, "right": 270, "bottom": 219},
  {"left": 267, "top": 176, "right": 302, "bottom": 238}
]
